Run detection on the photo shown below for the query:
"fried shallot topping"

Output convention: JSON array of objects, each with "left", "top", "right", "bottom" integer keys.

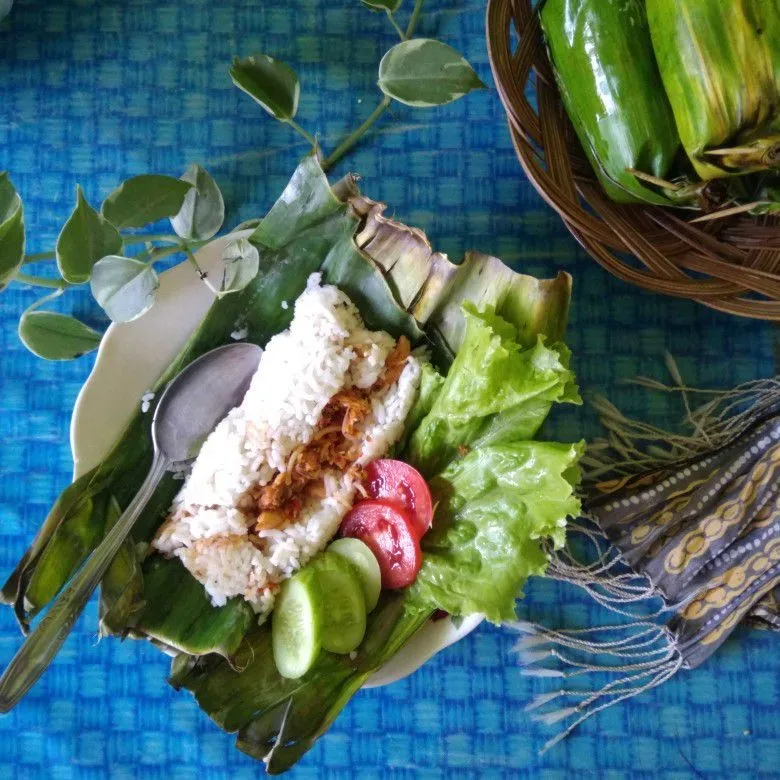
[
  {"left": 374, "top": 336, "right": 410, "bottom": 390},
  {"left": 247, "top": 336, "right": 410, "bottom": 534}
]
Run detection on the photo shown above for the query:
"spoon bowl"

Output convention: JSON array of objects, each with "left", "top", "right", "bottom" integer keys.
[{"left": 153, "top": 342, "right": 262, "bottom": 464}]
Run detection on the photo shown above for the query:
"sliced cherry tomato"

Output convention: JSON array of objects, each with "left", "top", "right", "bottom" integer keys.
[
  {"left": 340, "top": 499, "right": 422, "bottom": 589},
  {"left": 364, "top": 459, "right": 433, "bottom": 539}
]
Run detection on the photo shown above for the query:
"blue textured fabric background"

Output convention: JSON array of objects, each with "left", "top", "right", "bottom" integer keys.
[{"left": 0, "top": 0, "right": 777, "bottom": 777}]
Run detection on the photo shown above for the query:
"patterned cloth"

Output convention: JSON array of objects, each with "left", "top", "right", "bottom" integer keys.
[
  {"left": 590, "top": 409, "right": 780, "bottom": 669},
  {"left": 0, "top": 0, "right": 777, "bottom": 777}
]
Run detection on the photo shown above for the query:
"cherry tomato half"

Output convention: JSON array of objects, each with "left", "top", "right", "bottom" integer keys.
[
  {"left": 340, "top": 499, "right": 422, "bottom": 589},
  {"left": 364, "top": 459, "right": 433, "bottom": 539}
]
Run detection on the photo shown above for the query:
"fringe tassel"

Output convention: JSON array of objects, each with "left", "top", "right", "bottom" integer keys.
[
  {"left": 544, "top": 519, "right": 667, "bottom": 620},
  {"left": 507, "top": 620, "right": 683, "bottom": 754},
  {"left": 581, "top": 359, "right": 780, "bottom": 482}
]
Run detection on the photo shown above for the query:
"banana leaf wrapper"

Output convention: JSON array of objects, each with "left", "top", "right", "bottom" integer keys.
[
  {"left": 647, "top": 0, "right": 780, "bottom": 181},
  {"left": 1, "top": 157, "right": 574, "bottom": 768},
  {"left": 539, "top": 0, "right": 688, "bottom": 206}
]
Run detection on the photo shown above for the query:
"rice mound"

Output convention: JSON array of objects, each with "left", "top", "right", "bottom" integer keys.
[{"left": 153, "top": 274, "right": 422, "bottom": 619}]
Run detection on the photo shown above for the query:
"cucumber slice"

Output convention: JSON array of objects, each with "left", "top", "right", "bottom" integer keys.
[
  {"left": 311, "top": 552, "right": 366, "bottom": 654},
  {"left": 328, "top": 537, "right": 382, "bottom": 611},
  {"left": 272, "top": 574, "right": 321, "bottom": 679}
]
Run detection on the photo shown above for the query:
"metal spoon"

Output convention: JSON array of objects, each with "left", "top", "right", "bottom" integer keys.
[{"left": 0, "top": 341, "right": 263, "bottom": 712}]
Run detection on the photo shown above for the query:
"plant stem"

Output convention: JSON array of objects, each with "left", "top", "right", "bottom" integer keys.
[
  {"left": 142, "top": 237, "right": 210, "bottom": 265},
  {"left": 183, "top": 244, "right": 219, "bottom": 295},
  {"left": 142, "top": 245, "right": 180, "bottom": 264},
  {"left": 25, "top": 288, "right": 65, "bottom": 313},
  {"left": 21, "top": 233, "right": 180, "bottom": 266},
  {"left": 322, "top": 95, "right": 392, "bottom": 172},
  {"left": 287, "top": 119, "right": 318, "bottom": 147},
  {"left": 386, "top": 10, "right": 406, "bottom": 40},
  {"left": 23, "top": 251, "right": 55, "bottom": 264},
  {"left": 405, "top": 0, "right": 424, "bottom": 37},
  {"left": 14, "top": 272, "right": 71, "bottom": 290},
  {"left": 124, "top": 233, "right": 181, "bottom": 246}
]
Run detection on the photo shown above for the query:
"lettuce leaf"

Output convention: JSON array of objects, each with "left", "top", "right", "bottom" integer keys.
[
  {"left": 408, "top": 304, "right": 580, "bottom": 476},
  {"left": 411, "top": 442, "right": 583, "bottom": 623}
]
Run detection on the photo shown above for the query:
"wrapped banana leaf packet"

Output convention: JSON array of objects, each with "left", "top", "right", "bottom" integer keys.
[
  {"left": 514, "top": 373, "right": 780, "bottom": 750},
  {"left": 540, "top": 0, "right": 780, "bottom": 211},
  {"left": 646, "top": 0, "right": 780, "bottom": 181},
  {"left": 539, "top": 0, "right": 689, "bottom": 206}
]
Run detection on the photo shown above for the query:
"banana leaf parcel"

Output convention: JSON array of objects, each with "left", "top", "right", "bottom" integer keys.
[
  {"left": 539, "top": 0, "right": 685, "bottom": 205},
  {"left": 1, "top": 156, "right": 583, "bottom": 772},
  {"left": 647, "top": 0, "right": 780, "bottom": 181}
]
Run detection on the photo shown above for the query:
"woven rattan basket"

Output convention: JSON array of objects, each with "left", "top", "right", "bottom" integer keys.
[{"left": 486, "top": 0, "right": 780, "bottom": 320}]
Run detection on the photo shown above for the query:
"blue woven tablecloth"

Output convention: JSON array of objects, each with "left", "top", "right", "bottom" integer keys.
[{"left": 0, "top": 1, "right": 777, "bottom": 777}]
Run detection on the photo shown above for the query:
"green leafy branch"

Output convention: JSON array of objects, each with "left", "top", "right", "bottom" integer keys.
[
  {"left": 1, "top": 0, "right": 485, "bottom": 362},
  {"left": 3, "top": 165, "right": 232, "bottom": 361},
  {"left": 230, "top": 0, "right": 485, "bottom": 170}
]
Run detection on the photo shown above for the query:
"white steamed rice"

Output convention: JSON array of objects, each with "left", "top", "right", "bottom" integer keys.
[{"left": 153, "top": 273, "right": 422, "bottom": 620}]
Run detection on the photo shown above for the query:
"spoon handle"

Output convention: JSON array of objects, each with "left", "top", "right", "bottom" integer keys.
[{"left": 0, "top": 453, "right": 169, "bottom": 712}]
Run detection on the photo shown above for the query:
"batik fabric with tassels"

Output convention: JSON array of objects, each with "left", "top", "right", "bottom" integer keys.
[{"left": 511, "top": 373, "right": 779, "bottom": 752}]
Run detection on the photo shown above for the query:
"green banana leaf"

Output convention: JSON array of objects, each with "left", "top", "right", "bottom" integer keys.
[
  {"left": 539, "top": 0, "right": 689, "bottom": 205},
  {"left": 2, "top": 155, "right": 572, "bottom": 656},
  {"left": 647, "top": 0, "right": 780, "bottom": 181}
]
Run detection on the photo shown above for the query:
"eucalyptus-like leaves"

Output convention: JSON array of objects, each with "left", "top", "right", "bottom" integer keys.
[
  {"left": 6, "top": 164, "right": 227, "bottom": 360},
  {"left": 231, "top": 1, "right": 484, "bottom": 169},
  {"left": 91, "top": 255, "right": 160, "bottom": 323},
  {"left": 378, "top": 39, "right": 486, "bottom": 106},
  {"left": 170, "top": 164, "right": 225, "bottom": 242},
  {"left": 220, "top": 237, "right": 260, "bottom": 296},
  {"left": 361, "top": 0, "right": 403, "bottom": 12},
  {"left": 102, "top": 175, "right": 193, "bottom": 230},
  {"left": 230, "top": 55, "right": 300, "bottom": 122},
  {"left": 19, "top": 309, "right": 102, "bottom": 361},
  {"left": 5, "top": 0, "right": 485, "bottom": 364},
  {"left": 0, "top": 173, "right": 25, "bottom": 290},
  {"left": 57, "top": 186, "right": 122, "bottom": 284}
]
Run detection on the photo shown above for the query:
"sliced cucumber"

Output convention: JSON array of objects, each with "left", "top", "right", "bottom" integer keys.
[
  {"left": 328, "top": 537, "right": 382, "bottom": 611},
  {"left": 272, "top": 574, "right": 321, "bottom": 679},
  {"left": 310, "top": 552, "right": 366, "bottom": 654}
]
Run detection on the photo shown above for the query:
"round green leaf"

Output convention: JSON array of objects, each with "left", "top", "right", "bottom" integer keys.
[
  {"left": 170, "top": 164, "right": 225, "bottom": 242},
  {"left": 101, "top": 175, "right": 193, "bottom": 230},
  {"left": 56, "top": 186, "right": 123, "bottom": 284},
  {"left": 0, "top": 1, "right": 13, "bottom": 22},
  {"left": 19, "top": 310, "right": 102, "bottom": 360},
  {"left": 377, "top": 39, "right": 486, "bottom": 107},
  {"left": 230, "top": 55, "right": 300, "bottom": 121},
  {"left": 90, "top": 255, "right": 159, "bottom": 323},
  {"left": 361, "top": 0, "right": 402, "bottom": 11},
  {"left": 0, "top": 173, "right": 25, "bottom": 289},
  {"left": 220, "top": 237, "right": 260, "bottom": 296}
]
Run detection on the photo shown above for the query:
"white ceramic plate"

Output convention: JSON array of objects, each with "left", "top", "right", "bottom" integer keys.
[{"left": 70, "top": 233, "right": 483, "bottom": 687}]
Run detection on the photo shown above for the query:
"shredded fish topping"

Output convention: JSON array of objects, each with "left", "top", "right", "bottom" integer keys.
[{"left": 246, "top": 336, "right": 409, "bottom": 534}]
